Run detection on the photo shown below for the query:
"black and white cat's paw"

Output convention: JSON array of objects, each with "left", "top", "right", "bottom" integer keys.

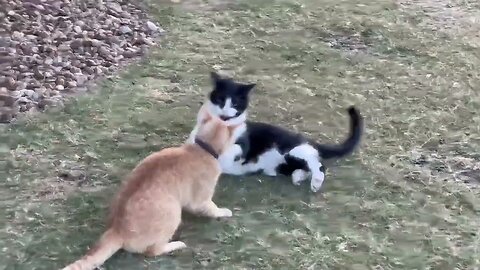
[
  {"left": 291, "top": 169, "right": 308, "bottom": 186},
  {"left": 310, "top": 167, "right": 326, "bottom": 192}
]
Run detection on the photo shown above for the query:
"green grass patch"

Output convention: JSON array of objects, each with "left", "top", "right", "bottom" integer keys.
[{"left": 0, "top": 0, "right": 479, "bottom": 269}]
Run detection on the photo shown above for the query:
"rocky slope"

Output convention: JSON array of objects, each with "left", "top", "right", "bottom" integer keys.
[{"left": 0, "top": 0, "right": 162, "bottom": 123}]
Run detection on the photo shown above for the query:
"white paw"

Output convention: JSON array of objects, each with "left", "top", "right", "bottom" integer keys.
[
  {"left": 310, "top": 173, "right": 325, "bottom": 192},
  {"left": 216, "top": 208, "right": 233, "bottom": 218},
  {"left": 169, "top": 241, "right": 187, "bottom": 251},
  {"left": 292, "top": 169, "right": 308, "bottom": 186}
]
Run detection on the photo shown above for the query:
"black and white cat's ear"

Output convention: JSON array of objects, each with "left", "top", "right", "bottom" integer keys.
[
  {"left": 239, "top": 83, "right": 256, "bottom": 94},
  {"left": 210, "top": 71, "right": 221, "bottom": 84}
]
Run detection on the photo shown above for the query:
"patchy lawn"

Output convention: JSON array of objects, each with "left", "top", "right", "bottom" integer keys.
[{"left": 1, "top": 0, "right": 479, "bottom": 269}]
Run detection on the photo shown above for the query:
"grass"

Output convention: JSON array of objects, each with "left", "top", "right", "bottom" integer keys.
[{"left": 1, "top": 0, "right": 479, "bottom": 269}]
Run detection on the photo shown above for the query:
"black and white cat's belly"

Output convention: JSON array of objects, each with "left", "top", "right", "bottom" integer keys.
[{"left": 218, "top": 121, "right": 326, "bottom": 192}]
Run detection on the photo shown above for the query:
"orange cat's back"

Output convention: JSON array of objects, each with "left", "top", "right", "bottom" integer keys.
[{"left": 107, "top": 145, "right": 220, "bottom": 231}]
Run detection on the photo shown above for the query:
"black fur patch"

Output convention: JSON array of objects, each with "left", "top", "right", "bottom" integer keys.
[
  {"left": 276, "top": 154, "right": 309, "bottom": 176},
  {"left": 241, "top": 121, "right": 306, "bottom": 165}
]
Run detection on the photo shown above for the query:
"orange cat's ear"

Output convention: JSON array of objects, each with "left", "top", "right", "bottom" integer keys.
[
  {"left": 196, "top": 104, "right": 211, "bottom": 124},
  {"left": 198, "top": 109, "right": 212, "bottom": 125}
]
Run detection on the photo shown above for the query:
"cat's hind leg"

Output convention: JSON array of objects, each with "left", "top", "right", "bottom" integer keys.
[
  {"left": 291, "top": 169, "right": 309, "bottom": 186},
  {"left": 289, "top": 144, "right": 325, "bottom": 192},
  {"left": 257, "top": 148, "right": 285, "bottom": 177}
]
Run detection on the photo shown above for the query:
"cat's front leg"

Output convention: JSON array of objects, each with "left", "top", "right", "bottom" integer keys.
[
  {"left": 310, "top": 166, "right": 325, "bottom": 192},
  {"left": 191, "top": 200, "right": 232, "bottom": 218}
]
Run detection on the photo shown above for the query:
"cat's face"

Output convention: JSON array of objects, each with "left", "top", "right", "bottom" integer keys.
[{"left": 207, "top": 72, "right": 255, "bottom": 122}]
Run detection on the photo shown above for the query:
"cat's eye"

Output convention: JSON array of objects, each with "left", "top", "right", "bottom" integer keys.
[
  {"left": 232, "top": 97, "right": 245, "bottom": 107},
  {"left": 214, "top": 95, "right": 225, "bottom": 104}
]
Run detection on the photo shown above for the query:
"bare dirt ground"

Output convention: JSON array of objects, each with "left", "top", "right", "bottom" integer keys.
[{"left": 0, "top": 0, "right": 479, "bottom": 269}]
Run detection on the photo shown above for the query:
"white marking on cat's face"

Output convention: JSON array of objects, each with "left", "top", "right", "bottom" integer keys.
[
  {"left": 206, "top": 99, "right": 246, "bottom": 126},
  {"left": 207, "top": 99, "right": 238, "bottom": 119},
  {"left": 223, "top": 98, "right": 238, "bottom": 117}
]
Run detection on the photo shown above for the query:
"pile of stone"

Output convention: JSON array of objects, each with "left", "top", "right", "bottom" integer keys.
[{"left": 0, "top": 0, "right": 163, "bottom": 123}]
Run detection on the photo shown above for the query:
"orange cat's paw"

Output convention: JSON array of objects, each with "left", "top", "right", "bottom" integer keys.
[{"left": 216, "top": 208, "right": 233, "bottom": 218}]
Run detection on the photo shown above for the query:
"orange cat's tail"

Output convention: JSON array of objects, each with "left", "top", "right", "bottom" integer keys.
[{"left": 62, "top": 229, "right": 122, "bottom": 270}]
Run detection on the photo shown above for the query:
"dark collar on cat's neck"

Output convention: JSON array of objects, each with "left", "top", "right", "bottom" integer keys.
[{"left": 194, "top": 138, "right": 219, "bottom": 159}]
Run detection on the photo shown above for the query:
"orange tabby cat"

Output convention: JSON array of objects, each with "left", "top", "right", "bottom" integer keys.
[{"left": 62, "top": 109, "right": 238, "bottom": 270}]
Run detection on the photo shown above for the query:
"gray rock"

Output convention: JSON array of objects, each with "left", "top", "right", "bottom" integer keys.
[
  {"left": 98, "top": 46, "right": 110, "bottom": 57},
  {"left": 10, "top": 90, "right": 22, "bottom": 99},
  {"left": 75, "top": 74, "right": 88, "bottom": 86},
  {"left": 86, "top": 59, "right": 97, "bottom": 66},
  {"left": 58, "top": 43, "right": 71, "bottom": 51},
  {"left": 107, "top": 2, "right": 123, "bottom": 13},
  {"left": 67, "top": 81, "right": 77, "bottom": 88},
  {"left": 83, "top": 66, "right": 95, "bottom": 75},
  {"left": 70, "top": 66, "right": 81, "bottom": 73},
  {"left": 33, "top": 69, "right": 44, "bottom": 80},
  {"left": 73, "top": 25, "right": 82, "bottom": 33},
  {"left": 19, "top": 89, "right": 39, "bottom": 100},
  {"left": 12, "top": 31, "right": 24, "bottom": 40},
  {"left": 91, "top": 39, "right": 102, "bottom": 47},
  {"left": 145, "top": 21, "right": 158, "bottom": 32},
  {"left": 75, "top": 20, "right": 85, "bottom": 27},
  {"left": 70, "top": 39, "right": 83, "bottom": 50},
  {"left": 56, "top": 77, "right": 65, "bottom": 86},
  {"left": 16, "top": 96, "right": 31, "bottom": 104},
  {"left": 44, "top": 58, "right": 54, "bottom": 65},
  {"left": 119, "top": 25, "right": 132, "bottom": 35}
]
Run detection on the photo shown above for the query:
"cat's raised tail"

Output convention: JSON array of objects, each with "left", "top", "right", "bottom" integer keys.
[
  {"left": 315, "top": 106, "right": 363, "bottom": 159},
  {"left": 62, "top": 229, "right": 122, "bottom": 270}
]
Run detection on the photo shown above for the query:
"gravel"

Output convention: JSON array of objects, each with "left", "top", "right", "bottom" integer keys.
[{"left": 0, "top": 0, "right": 164, "bottom": 123}]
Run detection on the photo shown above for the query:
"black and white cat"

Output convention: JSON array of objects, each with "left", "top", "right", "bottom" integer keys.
[{"left": 188, "top": 72, "right": 363, "bottom": 192}]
